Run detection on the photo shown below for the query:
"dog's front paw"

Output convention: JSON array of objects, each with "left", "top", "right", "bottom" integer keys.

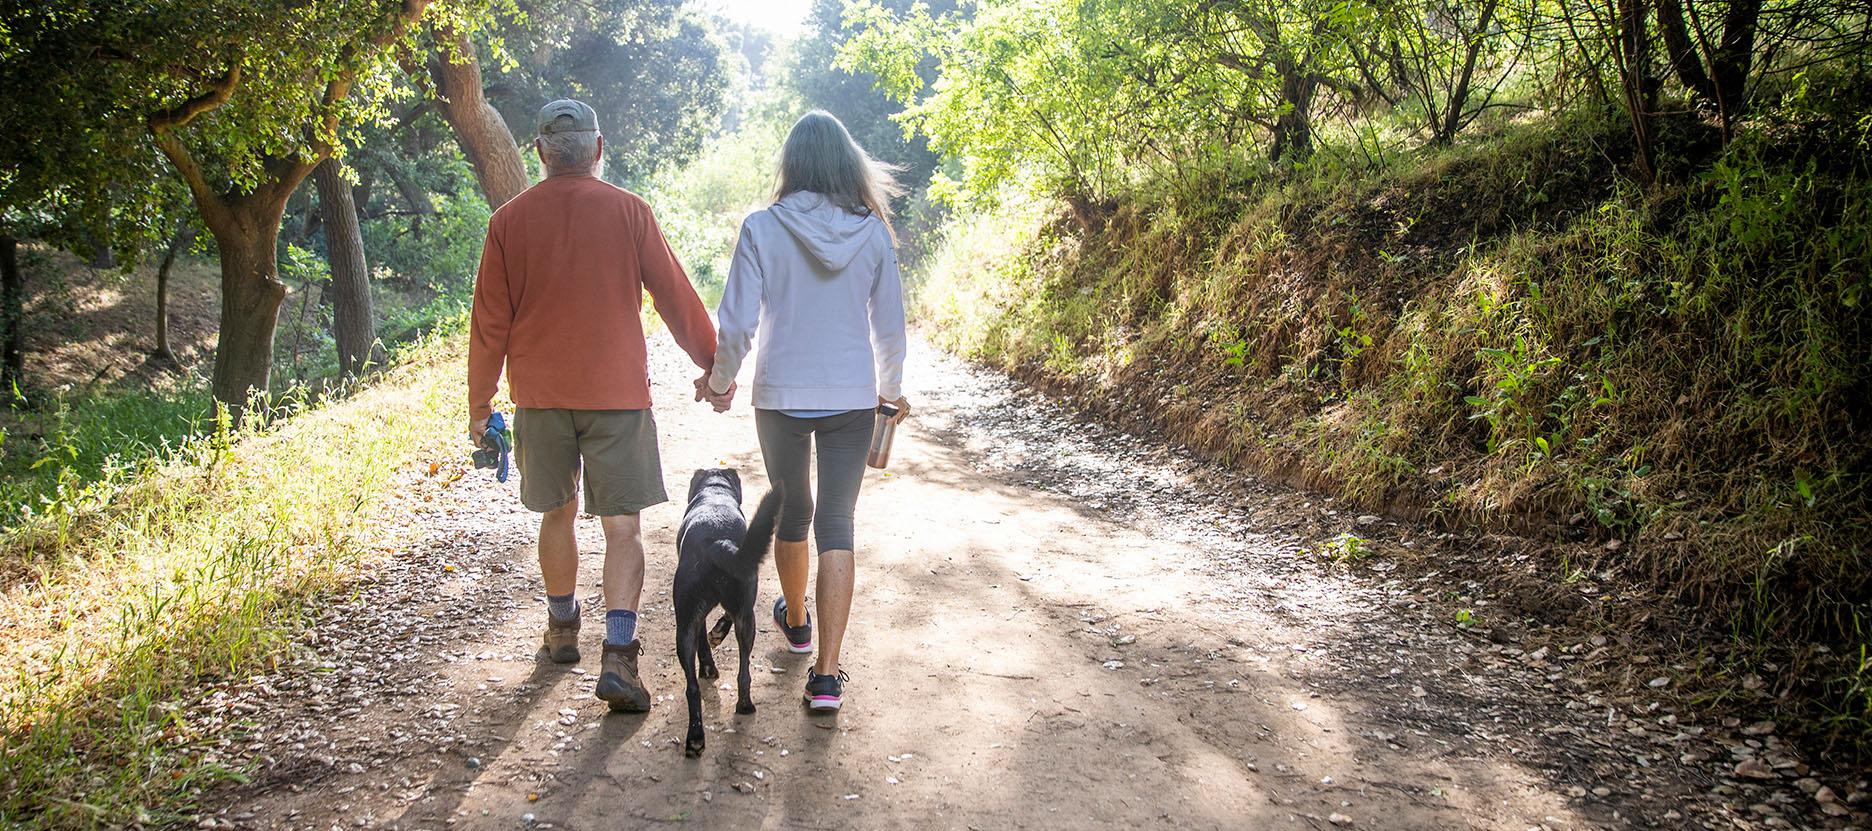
[{"left": 685, "top": 730, "right": 706, "bottom": 758}]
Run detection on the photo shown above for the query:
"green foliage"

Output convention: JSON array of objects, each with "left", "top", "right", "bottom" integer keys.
[
  {"left": 0, "top": 386, "right": 213, "bottom": 531},
  {"left": 641, "top": 107, "right": 789, "bottom": 302},
  {"left": 0, "top": 0, "right": 444, "bottom": 211},
  {"left": 489, "top": 0, "right": 734, "bottom": 186},
  {"left": 1318, "top": 532, "right": 1372, "bottom": 564},
  {"left": 374, "top": 189, "right": 491, "bottom": 294},
  {"left": 841, "top": 0, "right": 1872, "bottom": 210},
  {"left": 783, "top": 0, "right": 952, "bottom": 188},
  {"left": 840, "top": 0, "right": 1439, "bottom": 204},
  {"left": 841, "top": 0, "right": 1145, "bottom": 202},
  {"left": 0, "top": 334, "right": 469, "bottom": 829}
]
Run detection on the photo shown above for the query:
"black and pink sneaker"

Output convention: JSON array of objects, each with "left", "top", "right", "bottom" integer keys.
[
  {"left": 772, "top": 596, "right": 813, "bottom": 654},
  {"left": 804, "top": 668, "right": 849, "bottom": 711}
]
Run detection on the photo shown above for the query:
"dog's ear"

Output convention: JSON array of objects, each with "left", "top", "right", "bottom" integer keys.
[
  {"left": 723, "top": 468, "right": 741, "bottom": 499},
  {"left": 689, "top": 469, "right": 709, "bottom": 495}
]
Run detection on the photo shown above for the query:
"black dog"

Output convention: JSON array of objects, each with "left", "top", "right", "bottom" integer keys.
[{"left": 673, "top": 468, "right": 782, "bottom": 757}]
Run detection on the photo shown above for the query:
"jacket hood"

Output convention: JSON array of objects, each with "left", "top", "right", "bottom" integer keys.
[{"left": 768, "top": 191, "right": 879, "bottom": 272}]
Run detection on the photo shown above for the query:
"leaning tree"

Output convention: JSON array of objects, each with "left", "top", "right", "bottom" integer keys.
[{"left": 424, "top": 0, "right": 736, "bottom": 211}]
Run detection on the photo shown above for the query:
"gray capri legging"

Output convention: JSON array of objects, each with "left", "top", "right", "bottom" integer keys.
[{"left": 755, "top": 408, "right": 872, "bottom": 552}]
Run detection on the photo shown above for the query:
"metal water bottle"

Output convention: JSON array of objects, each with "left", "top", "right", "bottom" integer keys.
[{"left": 867, "top": 402, "right": 901, "bottom": 469}]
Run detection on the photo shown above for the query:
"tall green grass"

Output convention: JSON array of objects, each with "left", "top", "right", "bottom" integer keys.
[
  {"left": 1, "top": 384, "right": 213, "bottom": 531},
  {"left": 0, "top": 326, "right": 470, "bottom": 829}
]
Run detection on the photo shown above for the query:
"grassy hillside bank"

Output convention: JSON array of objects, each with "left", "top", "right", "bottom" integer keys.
[
  {"left": 919, "top": 106, "right": 1871, "bottom": 751},
  {"left": 0, "top": 323, "right": 470, "bottom": 828}
]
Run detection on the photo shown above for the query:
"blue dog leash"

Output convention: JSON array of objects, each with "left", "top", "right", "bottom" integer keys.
[{"left": 475, "top": 411, "right": 512, "bottom": 483}]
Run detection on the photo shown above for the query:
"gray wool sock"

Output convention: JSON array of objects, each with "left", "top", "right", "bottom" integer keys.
[
  {"left": 547, "top": 593, "right": 578, "bottom": 622},
  {"left": 606, "top": 609, "right": 638, "bottom": 646}
]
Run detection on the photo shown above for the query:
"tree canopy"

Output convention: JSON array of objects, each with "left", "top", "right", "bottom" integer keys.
[
  {"left": 486, "top": 0, "right": 733, "bottom": 186},
  {"left": 1, "top": 0, "right": 455, "bottom": 410},
  {"left": 841, "top": 0, "right": 1872, "bottom": 206}
]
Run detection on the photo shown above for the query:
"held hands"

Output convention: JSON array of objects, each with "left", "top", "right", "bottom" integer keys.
[
  {"left": 467, "top": 416, "right": 489, "bottom": 446},
  {"left": 694, "top": 373, "right": 736, "bottom": 413}
]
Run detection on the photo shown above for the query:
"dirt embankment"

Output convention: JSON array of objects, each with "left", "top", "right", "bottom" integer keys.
[{"left": 9, "top": 247, "right": 220, "bottom": 395}]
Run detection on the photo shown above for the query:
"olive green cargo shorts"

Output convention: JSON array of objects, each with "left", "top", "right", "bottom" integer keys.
[{"left": 512, "top": 408, "right": 668, "bottom": 516}]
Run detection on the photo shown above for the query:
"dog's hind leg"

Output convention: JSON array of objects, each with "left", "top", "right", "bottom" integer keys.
[
  {"left": 675, "top": 611, "right": 708, "bottom": 757},
  {"left": 697, "top": 614, "right": 720, "bottom": 681},
  {"left": 732, "top": 601, "right": 758, "bottom": 715},
  {"left": 706, "top": 614, "right": 734, "bottom": 649}
]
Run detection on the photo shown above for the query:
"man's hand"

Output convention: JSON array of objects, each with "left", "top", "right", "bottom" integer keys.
[
  {"left": 705, "top": 381, "right": 736, "bottom": 413},
  {"left": 468, "top": 416, "right": 489, "bottom": 446},
  {"left": 694, "top": 372, "right": 735, "bottom": 412},
  {"left": 880, "top": 395, "right": 910, "bottom": 425}
]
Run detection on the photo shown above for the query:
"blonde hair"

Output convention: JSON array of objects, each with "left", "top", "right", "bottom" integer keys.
[{"left": 774, "top": 110, "right": 906, "bottom": 242}]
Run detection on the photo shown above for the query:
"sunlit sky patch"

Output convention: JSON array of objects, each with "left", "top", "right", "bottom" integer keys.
[{"left": 696, "top": 0, "right": 814, "bottom": 37}]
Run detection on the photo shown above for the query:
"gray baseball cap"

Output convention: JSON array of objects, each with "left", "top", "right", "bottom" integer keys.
[{"left": 537, "top": 99, "right": 599, "bottom": 135}]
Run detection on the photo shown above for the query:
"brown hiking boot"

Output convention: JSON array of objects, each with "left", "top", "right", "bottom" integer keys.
[
  {"left": 595, "top": 640, "right": 652, "bottom": 713},
  {"left": 542, "top": 613, "right": 580, "bottom": 664}
]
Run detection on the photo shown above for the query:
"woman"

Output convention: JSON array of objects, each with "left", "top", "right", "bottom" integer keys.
[{"left": 699, "top": 110, "right": 910, "bottom": 711}]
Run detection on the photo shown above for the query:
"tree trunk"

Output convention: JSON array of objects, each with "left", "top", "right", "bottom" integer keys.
[
  {"left": 143, "top": 0, "right": 435, "bottom": 419},
  {"left": 430, "top": 26, "right": 529, "bottom": 209},
  {"left": 203, "top": 204, "right": 290, "bottom": 420},
  {"left": 382, "top": 151, "right": 436, "bottom": 217},
  {"left": 153, "top": 228, "right": 192, "bottom": 364},
  {"left": 379, "top": 148, "right": 436, "bottom": 237},
  {"left": 1438, "top": 0, "right": 1501, "bottom": 144},
  {"left": 285, "top": 181, "right": 318, "bottom": 248},
  {"left": 1711, "top": 0, "right": 1760, "bottom": 119},
  {"left": 351, "top": 163, "right": 376, "bottom": 220},
  {"left": 1, "top": 233, "right": 24, "bottom": 397},
  {"left": 1658, "top": 0, "right": 1758, "bottom": 138},
  {"left": 1656, "top": 0, "right": 1717, "bottom": 104},
  {"left": 314, "top": 158, "right": 381, "bottom": 378},
  {"left": 86, "top": 233, "right": 115, "bottom": 270},
  {"left": 1270, "top": 63, "right": 1320, "bottom": 162},
  {"left": 1617, "top": 0, "right": 1658, "bottom": 185}
]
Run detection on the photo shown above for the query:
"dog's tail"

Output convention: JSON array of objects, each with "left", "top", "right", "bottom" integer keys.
[{"left": 734, "top": 482, "right": 784, "bottom": 569}]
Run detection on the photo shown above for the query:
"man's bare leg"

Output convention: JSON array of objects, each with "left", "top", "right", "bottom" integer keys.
[
  {"left": 594, "top": 511, "right": 652, "bottom": 712},
  {"left": 538, "top": 500, "right": 580, "bottom": 597},
  {"left": 600, "top": 512, "right": 645, "bottom": 619},
  {"left": 537, "top": 500, "right": 583, "bottom": 663}
]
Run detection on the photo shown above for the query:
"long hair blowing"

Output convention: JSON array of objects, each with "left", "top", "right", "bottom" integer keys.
[{"left": 774, "top": 110, "right": 906, "bottom": 242}]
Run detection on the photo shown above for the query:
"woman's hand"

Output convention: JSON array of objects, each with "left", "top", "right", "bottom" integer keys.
[
  {"left": 880, "top": 395, "right": 910, "bottom": 425},
  {"left": 695, "top": 374, "right": 736, "bottom": 413}
]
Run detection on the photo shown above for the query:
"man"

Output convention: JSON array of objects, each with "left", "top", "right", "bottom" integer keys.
[{"left": 467, "top": 99, "right": 719, "bottom": 712}]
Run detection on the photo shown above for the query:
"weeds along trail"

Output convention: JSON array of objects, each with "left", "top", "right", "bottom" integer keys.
[{"left": 0, "top": 331, "right": 470, "bottom": 829}]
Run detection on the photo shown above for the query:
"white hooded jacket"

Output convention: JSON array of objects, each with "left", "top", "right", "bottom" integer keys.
[{"left": 707, "top": 191, "right": 906, "bottom": 411}]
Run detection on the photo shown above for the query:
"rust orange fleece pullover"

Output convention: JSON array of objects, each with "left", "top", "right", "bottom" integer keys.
[{"left": 468, "top": 173, "right": 715, "bottom": 421}]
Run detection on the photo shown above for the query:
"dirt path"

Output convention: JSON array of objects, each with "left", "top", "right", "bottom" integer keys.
[{"left": 190, "top": 334, "right": 1861, "bottom": 831}]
